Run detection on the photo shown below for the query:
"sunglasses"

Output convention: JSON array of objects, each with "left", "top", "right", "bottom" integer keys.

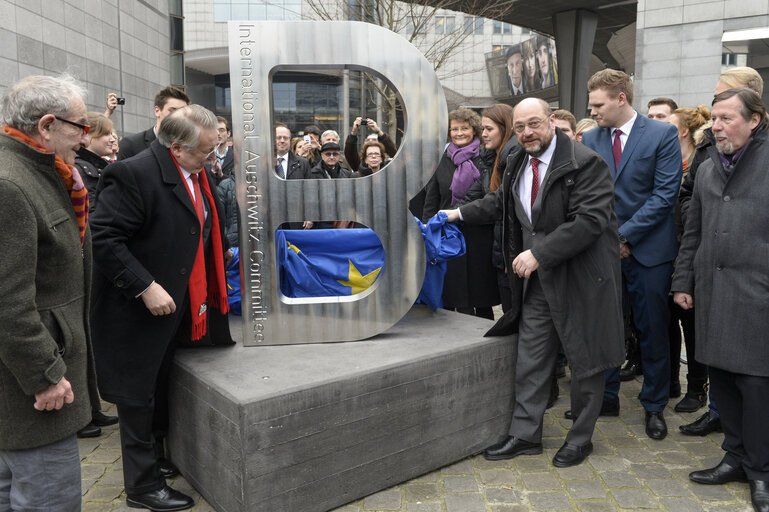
[{"left": 54, "top": 116, "right": 90, "bottom": 134}]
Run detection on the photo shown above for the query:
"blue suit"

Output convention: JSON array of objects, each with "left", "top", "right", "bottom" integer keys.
[{"left": 582, "top": 113, "right": 682, "bottom": 412}]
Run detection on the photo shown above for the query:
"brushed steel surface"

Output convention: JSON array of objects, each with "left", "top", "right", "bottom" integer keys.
[{"left": 229, "top": 21, "right": 447, "bottom": 345}]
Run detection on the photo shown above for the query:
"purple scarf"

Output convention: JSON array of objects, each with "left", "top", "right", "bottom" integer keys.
[{"left": 447, "top": 138, "right": 481, "bottom": 206}]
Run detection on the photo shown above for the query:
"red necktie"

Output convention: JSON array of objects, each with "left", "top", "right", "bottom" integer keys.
[
  {"left": 613, "top": 129, "right": 623, "bottom": 174},
  {"left": 530, "top": 158, "right": 540, "bottom": 209},
  {"left": 190, "top": 173, "right": 205, "bottom": 228}
]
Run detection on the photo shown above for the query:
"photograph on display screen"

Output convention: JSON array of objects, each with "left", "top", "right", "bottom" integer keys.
[{"left": 485, "top": 34, "right": 558, "bottom": 100}]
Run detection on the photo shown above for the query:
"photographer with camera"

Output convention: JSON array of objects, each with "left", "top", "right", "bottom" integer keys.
[
  {"left": 103, "top": 93, "right": 124, "bottom": 118},
  {"left": 344, "top": 116, "right": 397, "bottom": 173}
]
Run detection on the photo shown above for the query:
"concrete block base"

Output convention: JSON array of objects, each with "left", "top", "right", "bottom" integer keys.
[{"left": 168, "top": 306, "right": 515, "bottom": 512}]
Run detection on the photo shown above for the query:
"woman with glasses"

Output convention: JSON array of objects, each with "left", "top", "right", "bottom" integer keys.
[
  {"left": 422, "top": 108, "right": 500, "bottom": 319},
  {"left": 356, "top": 140, "right": 388, "bottom": 176},
  {"left": 75, "top": 112, "right": 115, "bottom": 213}
]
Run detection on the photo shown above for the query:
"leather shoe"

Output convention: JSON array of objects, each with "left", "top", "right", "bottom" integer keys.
[
  {"left": 750, "top": 480, "right": 769, "bottom": 512},
  {"left": 159, "top": 458, "right": 180, "bottom": 479},
  {"left": 680, "top": 410, "right": 721, "bottom": 436},
  {"left": 552, "top": 441, "right": 593, "bottom": 468},
  {"left": 619, "top": 361, "right": 642, "bottom": 381},
  {"left": 126, "top": 485, "right": 193, "bottom": 511},
  {"left": 689, "top": 461, "right": 747, "bottom": 485},
  {"left": 484, "top": 436, "right": 542, "bottom": 461},
  {"left": 645, "top": 411, "right": 667, "bottom": 440},
  {"left": 92, "top": 410, "right": 119, "bottom": 427},
  {"left": 77, "top": 422, "right": 102, "bottom": 438},
  {"left": 674, "top": 392, "right": 706, "bottom": 413},
  {"left": 564, "top": 400, "right": 619, "bottom": 421}
]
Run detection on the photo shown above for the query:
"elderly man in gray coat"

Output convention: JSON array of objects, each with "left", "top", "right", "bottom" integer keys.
[
  {"left": 673, "top": 87, "right": 769, "bottom": 512},
  {"left": 441, "top": 98, "right": 625, "bottom": 468}
]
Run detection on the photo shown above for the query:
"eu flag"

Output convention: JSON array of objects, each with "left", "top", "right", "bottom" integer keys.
[{"left": 276, "top": 229, "right": 385, "bottom": 298}]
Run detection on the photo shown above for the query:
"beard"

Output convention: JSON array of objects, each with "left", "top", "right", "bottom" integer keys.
[
  {"left": 715, "top": 139, "right": 736, "bottom": 155},
  {"left": 522, "top": 132, "right": 554, "bottom": 157}
]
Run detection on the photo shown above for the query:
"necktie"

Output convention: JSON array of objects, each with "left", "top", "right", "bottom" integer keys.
[
  {"left": 278, "top": 157, "right": 285, "bottom": 178},
  {"left": 612, "top": 129, "right": 623, "bottom": 174},
  {"left": 190, "top": 173, "right": 205, "bottom": 228},
  {"left": 530, "top": 158, "right": 540, "bottom": 210}
]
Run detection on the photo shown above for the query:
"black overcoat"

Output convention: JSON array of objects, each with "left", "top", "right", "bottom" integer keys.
[
  {"left": 89, "top": 140, "right": 231, "bottom": 406},
  {"left": 461, "top": 130, "right": 625, "bottom": 379}
]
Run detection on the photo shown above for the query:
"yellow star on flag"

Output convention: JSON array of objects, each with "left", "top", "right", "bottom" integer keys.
[{"left": 337, "top": 259, "right": 381, "bottom": 294}]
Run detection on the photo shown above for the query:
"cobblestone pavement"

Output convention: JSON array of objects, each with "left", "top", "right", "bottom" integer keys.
[{"left": 81, "top": 372, "right": 753, "bottom": 512}]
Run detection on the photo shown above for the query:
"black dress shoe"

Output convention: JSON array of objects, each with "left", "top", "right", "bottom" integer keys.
[
  {"left": 77, "top": 422, "right": 102, "bottom": 438},
  {"left": 680, "top": 410, "right": 721, "bottom": 436},
  {"left": 159, "top": 458, "right": 180, "bottom": 478},
  {"left": 484, "top": 436, "right": 542, "bottom": 461},
  {"left": 645, "top": 411, "right": 667, "bottom": 440},
  {"left": 126, "top": 485, "right": 193, "bottom": 511},
  {"left": 619, "top": 361, "right": 642, "bottom": 381},
  {"left": 674, "top": 392, "right": 706, "bottom": 413},
  {"left": 750, "top": 480, "right": 769, "bottom": 512},
  {"left": 552, "top": 442, "right": 593, "bottom": 468},
  {"left": 669, "top": 380, "right": 682, "bottom": 398},
  {"left": 689, "top": 461, "right": 747, "bottom": 485},
  {"left": 92, "top": 410, "right": 119, "bottom": 427},
  {"left": 565, "top": 400, "right": 619, "bottom": 421}
]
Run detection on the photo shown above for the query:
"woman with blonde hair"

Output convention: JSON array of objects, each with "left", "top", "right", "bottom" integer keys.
[
  {"left": 575, "top": 118, "right": 598, "bottom": 142},
  {"left": 75, "top": 112, "right": 115, "bottom": 213}
]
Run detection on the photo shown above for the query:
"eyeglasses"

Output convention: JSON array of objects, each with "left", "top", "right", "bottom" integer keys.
[
  {"left": 54, "top": 116, "right": 90, "bottom": 134},
  {"left": 323, "top": 151, "right": 340, "bottom": 157},
  {"left": 366, "top": 153, "right": 382, "bottom": 158},
  {"left": 195, "top": 147, "right": 217, "bottom": 158},
  {"left": 513, "top": 118, "right": 547, "bottom": 134}
]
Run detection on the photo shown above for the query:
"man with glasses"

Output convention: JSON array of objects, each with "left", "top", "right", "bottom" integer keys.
[
  {"left": 90, "top": 105, "right": 233, "bottom": 511},
  {"left": 0, "top": 74, "right": 99, "bottom": 512},
  {"left": 309, "top": 142, "right": 353, "bottom": 180},
  {"left": 440, "top": 98, "right": 624, "bottom": 468}
]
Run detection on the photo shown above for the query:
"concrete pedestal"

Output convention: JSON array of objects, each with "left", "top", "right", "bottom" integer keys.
[{"left": 167, "top": 306, "right": 515, "bottom": 512}]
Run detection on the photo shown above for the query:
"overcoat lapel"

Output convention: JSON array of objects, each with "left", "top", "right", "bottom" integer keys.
[
  {"left": 152, "top": 142, "right": 197, "bottom": 218},
  {"left": 616, "top": 112, "right": 645, "bottom": 180}
]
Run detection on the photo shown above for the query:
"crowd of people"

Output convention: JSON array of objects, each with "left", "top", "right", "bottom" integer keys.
[{"left": 2, "top": 63, "right": 769, "bottom": 512}]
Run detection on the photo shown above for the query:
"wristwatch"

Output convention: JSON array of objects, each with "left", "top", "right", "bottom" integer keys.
[{"left": 618, "top": 233, "right": 628, "bottom": 245}]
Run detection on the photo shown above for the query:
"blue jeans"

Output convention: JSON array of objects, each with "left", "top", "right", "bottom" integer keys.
[{"left": 0, "top": 435, "right": 81, "bottom": 512}]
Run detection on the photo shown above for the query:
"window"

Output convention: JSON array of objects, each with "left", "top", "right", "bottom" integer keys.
[
  {"left": 722, "top": 53, "right": 737, "bottom": 66},
  {"left": 213, "top": 0, "right": 302, "bottom": 22},
  {"left": 464, "top": 16, "right": 483, "bottom": 35},
  {"left": 406, "top": 16, "right": 427, "bottom": 35},
  {"left": 435, "top": 16, "right": 455, "bottom": 34},
  {"left": 492, "top": 21, "right": 512, "bottom": 35}
]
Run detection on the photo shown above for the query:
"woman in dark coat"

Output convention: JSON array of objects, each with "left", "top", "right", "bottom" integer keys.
[
  {"left": 422, "top": 108, "right": 499, "bottom": 319},
  {"left": 75, "top": 112, "right": 115, "bottom": 213}
]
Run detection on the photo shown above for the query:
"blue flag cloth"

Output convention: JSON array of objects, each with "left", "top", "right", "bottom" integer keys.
[
  {"left": 276, "top": 229, "right": 385, "bottom": 298},
  {"left": 225, "top": 247, "right": 242, "bottom": 315},
  {"left": 414, "top": 212, "right": 466, "bottom": 310}
]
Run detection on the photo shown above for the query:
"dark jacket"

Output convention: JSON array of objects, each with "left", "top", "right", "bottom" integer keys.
[
  {"left": 672, "top": 129, "right": 769, "bottom": 377},
  {"left": 118, "top": 127, "right": 155, "bottom": 160},
  {"left": 460, "top": 130, "right": 625, "bottom": 379},
  {"left": 217, "top": 173, "right": 239, "bottom": 247},
  {"left": 344, "top": 132, "right": 398, "bottom": 172},
  {"left": 422, "top": 147, "right": 500, "bottom": 309},
  {"left": 308, "top": 160, "right": 354, "bottom": 179},
  {"left": 75, "top": 147, "right": 109, "bottom": 213},
  {"left": 90, "top": 140, "right": 232, "bottom": 406},
  {"left": 0, "top": 133, "right": 99, "bottom": 449},
  {"left": 277, "top": 152, "right": 311, "bottom": 180},
  {"left": 678, "top": 127, "right": 719, "bottom": 226}
]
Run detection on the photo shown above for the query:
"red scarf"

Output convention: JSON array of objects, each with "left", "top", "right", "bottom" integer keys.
[
  {"left": 3, "top": 125, "right": 88, "bottom": 245},
  {"left": 169, "top": 150, "right": 229, "bottom": 340}
]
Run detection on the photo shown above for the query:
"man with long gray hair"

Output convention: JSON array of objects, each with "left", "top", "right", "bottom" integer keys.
[
  {"left": 90, "top": 104, "right": 233, "bottom": 511},
  {"left": 0, "top": 74, "right": 99, "bottom": 511}
]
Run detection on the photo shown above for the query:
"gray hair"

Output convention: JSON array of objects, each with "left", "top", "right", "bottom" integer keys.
[
  {"left": 157, "top": 104, "right": 218, "bottom": 150},
  {"left": 321, "top": 129, "right": 340, "bottom": 143},
  {"left": 1, "top": 74, "right": 87, "bottom": 135}
]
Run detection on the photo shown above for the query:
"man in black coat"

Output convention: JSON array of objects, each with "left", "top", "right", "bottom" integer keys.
[
  {"left": 275, "top": 124, "right": 310, "bottom": 180},
  {"left": 117, "top": 86, "right": 189, "bottom": 160},
  {"left": 441, "top": 98, "right": 624, "bottom": 468},
  {"left": 90, "top": 105, "right": 233, "bottom": 511}
]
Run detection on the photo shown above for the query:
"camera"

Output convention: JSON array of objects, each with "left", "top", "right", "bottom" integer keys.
[
  {"left": 361, "top": 118, "right": 369, "bottom": 126},
  {"left": 116, "top": 97, "right": 126, "bottom": 105}
]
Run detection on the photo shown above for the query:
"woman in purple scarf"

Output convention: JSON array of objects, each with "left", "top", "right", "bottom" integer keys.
[{"left": 422, "top": 108, "right": 500, "bottom": 319}]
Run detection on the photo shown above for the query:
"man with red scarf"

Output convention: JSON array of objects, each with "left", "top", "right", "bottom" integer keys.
[{"left": 90, "top": 105, "right": 233, "bottom": 511}]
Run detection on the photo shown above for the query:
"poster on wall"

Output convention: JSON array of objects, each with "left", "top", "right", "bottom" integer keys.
[{"left": 486, "top": 34, "right": 558, "bottom": 100}]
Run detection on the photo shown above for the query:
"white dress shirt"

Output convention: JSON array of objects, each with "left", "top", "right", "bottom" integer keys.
[
  {"left": 180, "top": 167, "right": 208, "bottom": 219},
  {"left": 612, "top": 111, "right": 638, "bottom": 152},
  {"left": 517, "top": 135, "right": 557, "bottom": 222}
]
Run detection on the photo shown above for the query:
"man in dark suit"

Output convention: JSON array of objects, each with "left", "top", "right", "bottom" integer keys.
[
  {"left": 442, "top": 98, "right": 624, "bottom": 468},
  {"left": 117, "top": 86, "right": 189, "bottom": 160},
  {"left": 582, "top": 69, "right": 682, "bottom": 441},
  {"left": 90, "top": 105, "right": 233, "bottom": 511},
  {"left": 275, "top": 123, "right": 310, "bottom": 180},
  {"left": 211, "top": 116, "right": 234, "bottom": 183}
]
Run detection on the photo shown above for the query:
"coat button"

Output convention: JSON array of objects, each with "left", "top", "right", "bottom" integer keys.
[
  {"left": 716, "top": 264, "right": 723, "bottom": 270},
  {"left": 190, "top": 227, "right": 198, "bottom": 235},
  {"left": 180, "top": 268, "right": 187, "bottom": 275},
  {"left": 115, "top": 279, "right": 124, "bottom": 287},
  {"left": 723, "top": 196, "right": 731, "bottom": 202}
]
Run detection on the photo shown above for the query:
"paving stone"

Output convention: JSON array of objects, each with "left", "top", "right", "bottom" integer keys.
[
  {"left": 332, "top": 505, "right": 362, "bottom": 512},
  {"left": 576, "top": 501, "right": 617, "bottom": 512},
  {"left": 555, "top": 463, "right": 596, "bottom": 481},
  {"left": 657, "top": 450, "right": 698, "bottom": 466},
  {"left": 479, "top": 469, "right": 518, "bottom": 486},
  {"left": 631, "top": 462, "right": 672, "bottom": 479},
  {"left": 80, "top": 463, "right": 107, "bottom": 480},
  {"left": 485, "top": 487, "right": 519, "bottom": 504},
  {"left": 639, "top": 437, "right": 681, "bottom": 451},
  {"left": 528, "top": 491, "right": 572, "bottom": 511},
  {"left": 659, "top": 497, "right": 705, "bottom": 512},
  {"left": 610, "top": 489, "right": 658, "bottom": 508},
  {"left": 441, "top": 459, "right": 475, "bottom": 474},
  {"left": 410, "top": 471, "right": 440, "bottom": 483},
  {"left": 589, "top": 456, "right": 628, "bottom": 471},
  {"left": 405, "top": 503, "right": 442, "bottom": 512},
  {"left": 600, "top": 470, "right": 642, "bottom": 488},
  {"left": 83, "top": 484, "right": 123, "bottom": 502},
  {"left": 474, "top": 457, "right": 514, "bottom": 470},
  {"left": 363, "top": 489, "right": 402, "bottom": 510},
  {"left": 84, "top": 449, "right": 121, "bottom": 464},
  {"left": 513, "top": 457, "right": 550, "bottom": 472},
  {"left": 567, "top": 480, "right": 607, "bottom": 499},
  {"left": 83, "top": 504, "right": 115, "bottom": 512},
  {"left": 521, "top": 472, "right": 562, "bottom": 491},
  {"left": 443, "top": 475, "right": 479, "bottom": 493},
  {"left": 621, "top": 448, "right": 661, "bottom": 462},
  {"left": 684, "top": 480, "right": 739, "bottom": 501},
  {"left": 99, "top": 470, "right": 125, "bottom": 486},
  {"left": 645, "top": 478, "right": 691, "bottom": 497},
  {"left": 489, "top": 505, "right": 529, "bottom": 512},
  {"left": 444, "top": 493, "right": 485, "bottom": 512},
  {"left": 403, "top": 483, "right": 439, "bottom": 502}
]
